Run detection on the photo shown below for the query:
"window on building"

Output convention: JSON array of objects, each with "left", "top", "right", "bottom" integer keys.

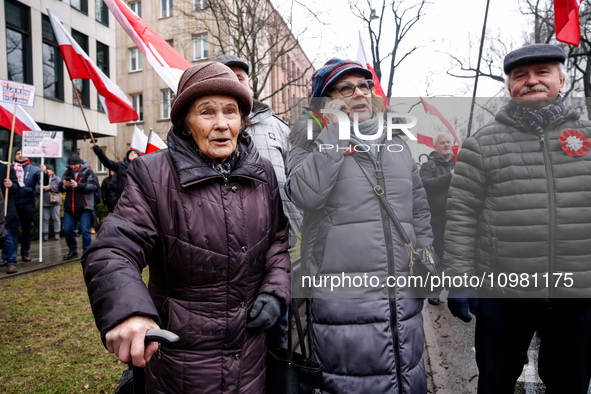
[
  {"left": 42, "top": 14, "right": 63, "bottom": 100},
  {"left": 161, "top": 0, "right": 172, "bottom": 18},
  {"left": 129, "top": 47, "right": 142, "bottom": 72},
  {"left": 71, "top": 0, "right": 88, "bottom": 14},
  {"left": 129, "top": 1, "right": 141, "bottom": 17},
  {"left": 161, "top": 89, "right": 172, "bottom": 119},
  {"left": 71, "top": 30, "right": 90, "bottom": 108},
  {"left": 96, "top": 147, "right": 107, "bottom": 173},
  {"left": 5, "top": 0, "right": 32, "bottom": 84},
  {"left": 96, "top": 0, "right": 109, "bottom": 25},
  {"left": 96, "top": 42, "right": 109, "bottom": 113},
  {"left": 193, "top": 0, "right": 208, "bottom": 11},
  {"left": 130, "top": 93, "right": 143, "bottom": 121},
  {"left": 192, "top": 34, "right": 208, "bottom": 60}
]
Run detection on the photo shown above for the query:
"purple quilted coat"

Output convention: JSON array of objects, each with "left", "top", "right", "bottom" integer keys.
[{"left": 82, "top": 128, "right": 291, "bottom": 393}]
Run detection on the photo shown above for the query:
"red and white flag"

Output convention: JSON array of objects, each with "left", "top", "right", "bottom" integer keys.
[
  {"left": 47, "top": 9, "right": 138, "bottom": 123},
  {"left": 0, "top": 103, "right": 41, "bottom": 136},
  {"left": 103, "top": 0, "right": 192, "bottom": 92},
  {"left": 131, "top": 125, "right": 148, "bottom": 154},
  {"left": 555, "top": 0, "right": 582, "bottom": 46},
  {"left": 356, "top": 30, "right": 389, "bottom": 108},
  {"left": 146, "top": 131, "right": 167, "bottom": 154},
  {"left": 419, "top": 97, "right": 462, "bottom": 148}
]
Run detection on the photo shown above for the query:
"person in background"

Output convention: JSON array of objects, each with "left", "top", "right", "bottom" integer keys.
[
  {"left": 0, "top": 163, "right": 19, "bottom": 274},
  {"left": 214, "top": 54, "right": 303, "bottom": 348},
  {"left": 444, "top": 44, "right": 591, "bottom": 394},
  {"left": 82, "top": 62, "right": 290, "bottom": 393},
  {"left": 92, "top": 145, "right": 141, "bottom": 209},
  {"left": 101, "top": 170, "right": 118, "bottom": 214},
  {"left": 59, "top": 152, "right": 98, "bottom": 260},
  {"left": 420, "top": 133, "right": 455, "bottom": 305},
  {"left": 41, "top": 165, "right": 62, "bottom": 241},
  {"left": 13, "top": 149, "right": 43, "bottom": 262}
]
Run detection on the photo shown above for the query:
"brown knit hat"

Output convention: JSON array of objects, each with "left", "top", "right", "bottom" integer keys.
[{"left": 170, "top": 62, "right": 253, "bottom": 129}]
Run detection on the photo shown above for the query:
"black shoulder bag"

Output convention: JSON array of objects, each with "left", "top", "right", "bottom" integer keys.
[
  {"left": 352, "top": 156, "right": 443, "bottom": 297},
  {"left": 266, "top": 299, "right": 323, "bottom": 394}
]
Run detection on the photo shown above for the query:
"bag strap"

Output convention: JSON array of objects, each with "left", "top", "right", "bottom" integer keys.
[
  {"left": 351, "top": 155, "right": 412, "bottom": 245},
  {"left": 286, "top": 298, "right": 308, "bottom": 360}
]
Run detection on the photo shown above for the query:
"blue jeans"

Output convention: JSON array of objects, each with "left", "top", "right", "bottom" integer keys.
[
  {"left": 2, "top": 228, "right": 17, "bottom": 265},
  {"left": 64, "top": 210, "right": 92, "bottom": 253}
]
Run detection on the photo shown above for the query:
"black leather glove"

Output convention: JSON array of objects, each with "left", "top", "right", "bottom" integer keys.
[
  {"left": 447, "top": 288, "right": 479, "bottom": 323},
  {"left": 92, "top": 145, "right": 102, "bottom": 155},
  {"left": 246, "top": 293, "right": 282, "bottom": 331}
]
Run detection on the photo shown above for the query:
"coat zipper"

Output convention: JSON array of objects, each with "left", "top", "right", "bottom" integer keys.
[
  {"left": 366, "top": 150, "right": 403, "bottom": 394},
  {"left": 539, "top": 132, "right": 556, "bottom": 298}
]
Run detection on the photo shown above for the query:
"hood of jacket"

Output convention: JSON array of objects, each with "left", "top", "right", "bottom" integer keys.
[{"left": 166, "top": 126, "right": 269, "bottom": 187}]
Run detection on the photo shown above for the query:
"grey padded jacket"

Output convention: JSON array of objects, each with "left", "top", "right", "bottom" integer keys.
[
  {"left": 249, "top": 100, "right": 303, "bottom": 251},
  {"left": 287, "top": 116, "right": 432, "bottom": 393},
  {"left": 444, "top": 103, "right": 591, "bottom": 300}
]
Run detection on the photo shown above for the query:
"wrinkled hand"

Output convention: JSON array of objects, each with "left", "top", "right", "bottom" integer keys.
[
  {"left": 43, "top": 185, "right": 50, "bottom": 191},
  {"left": 246, "top": 293, "right": 281, "bottom": 331},
  {"left": 4, "top": 179, "right": 12, "bottom": 188},
  {"left": 92, "top": 145, "right": 102, "bottom": 155},
  {"left": 105, "top": 316, "right": 160, "bottom": 368},
  {"left": 447, "top": 288, "right": 479, "bottom": 323}
]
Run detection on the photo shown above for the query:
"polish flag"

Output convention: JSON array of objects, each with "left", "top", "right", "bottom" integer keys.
[
  {"left": 146, "top": 131, "right": 167, "bottom": 154},
  {"left": 555, "top": 0, "right": 582, "bottom": 46},
  {"left": 47, "top": 9, "right": 138, "bottom": 123},
  {"left": 131, "top": 125, "right": 148, "bottom": 154},
  {"left": 419, "top": 97, "right": 462, "bottom": 148},
  {"left": 0, "top": 103, "right": 41, "bottom": 136},
  {"left": 356, "top": 31, "right": 390, "bottom": 108},
  {"left": 103, "top": 0, "right": 192, "bottom": 92}
]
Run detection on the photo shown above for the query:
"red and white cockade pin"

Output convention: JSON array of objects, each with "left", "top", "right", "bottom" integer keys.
[{"left": 559, "top": 130, "right": 591, "bottom": 157}]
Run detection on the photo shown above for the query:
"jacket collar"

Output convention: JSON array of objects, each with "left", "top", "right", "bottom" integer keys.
[{"left": 166, "top": 127, "right": 269, "bottom": 186}]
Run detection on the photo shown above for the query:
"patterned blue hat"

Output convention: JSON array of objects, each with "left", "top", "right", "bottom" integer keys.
[{"left": 311, "top": 58, "right": 373, "bottom": 97}]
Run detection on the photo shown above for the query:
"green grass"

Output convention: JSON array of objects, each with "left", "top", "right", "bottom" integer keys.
[{"left": 0, "top": 263, "right": 133, "bottom": 393}]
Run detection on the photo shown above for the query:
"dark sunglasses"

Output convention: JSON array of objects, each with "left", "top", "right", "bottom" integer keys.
[{"left": 327, "top": 79, "right": 375, "bottom": 97}]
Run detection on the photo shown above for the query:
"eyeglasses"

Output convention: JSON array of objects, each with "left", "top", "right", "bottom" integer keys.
[{"left": 328, "top": 79, "right": 375, "bottom": 97}]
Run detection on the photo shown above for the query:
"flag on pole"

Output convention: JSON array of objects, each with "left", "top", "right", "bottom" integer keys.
[
  {"left": 419, "top": 97, "right": 462, "bottom": 148},
  {"left": 131, "top": 125, "right": 148, "bottom": 154},
  {"left": 103, "top": 0, "right": 192, "bottom": 92},
  {"left": 356, "top": 30, "right": 389, "bottom": 108},
  {"left": 554, "top": 0, "right": 582, "bottom": 46},
  {"left": 0, "top": 103, "right": 41, "bottom": 136},
  {"left": 146, "top": 132, "right": 167, "bottom": 154},
  {"left": 47, "top": 9, "right": 138, "bottom": 123}
]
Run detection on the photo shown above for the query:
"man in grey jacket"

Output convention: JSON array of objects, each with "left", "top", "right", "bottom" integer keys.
[{"left": 444, "top": 44, "right": 591, "bottom": 394}]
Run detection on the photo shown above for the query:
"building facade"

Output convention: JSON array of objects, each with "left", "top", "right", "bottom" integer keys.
[{"left": 1, "top": 0, "right": 118, "bottom": 177}]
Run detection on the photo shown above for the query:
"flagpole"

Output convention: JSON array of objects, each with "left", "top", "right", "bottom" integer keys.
[
  {"left": 39, "top": 157, "right": 44, "bottom": 262},
  {"left": 466, "top": 0, "right": 491, "bottom": 139},
  {"left": 4, "top": 104, "right": 17, "bottom": 216},
  {"left": 71, "top": 81, "right": 96, "bottom": 145},
  {"left": 146, "top": 128, "right": 153, "bottom": 154}
]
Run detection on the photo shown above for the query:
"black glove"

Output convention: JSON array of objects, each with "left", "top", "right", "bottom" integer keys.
[
  {"left": 246, "top": 293, "right": 281, "bottom": 331},
  {"left": 447, "top": 288, "right": 479, "bottom": 323},
  {"left": 92, "top": 145, "right": 102, "bottom": 155}
]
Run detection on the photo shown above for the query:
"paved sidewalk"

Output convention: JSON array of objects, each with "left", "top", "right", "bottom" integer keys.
[{"left": 0, "top": 234, "right": 92, "bottom": 279}]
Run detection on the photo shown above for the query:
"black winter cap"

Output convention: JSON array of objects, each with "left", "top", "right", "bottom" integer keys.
[
  {"left": 68, "top": 152, "right": 83, "bottom": 165},
  {"left": 213, "top": 54, "right": 249, "bottom": 74},
  {"left": 504, "top": 44, "right": 566, "bottom": 75}
]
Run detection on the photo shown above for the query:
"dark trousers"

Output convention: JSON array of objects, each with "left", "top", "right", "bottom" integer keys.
[
  {"left": 16, "top": 202, "right": 34, "bottom": 257},
  {"left": 475, "top": 298, "right": 591, "bottom": 394}
]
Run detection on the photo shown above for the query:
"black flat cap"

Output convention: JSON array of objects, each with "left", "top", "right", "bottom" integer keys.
[
  {"left": 504, "top": 44, "right": 566, "bottom": 75},
  {"left": 213, "top": 54, "right": 249, "bottom": 75}
]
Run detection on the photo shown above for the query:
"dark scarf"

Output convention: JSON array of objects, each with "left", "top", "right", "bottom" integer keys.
[
  {"left": 191, "top": 139, "right": 240, "bottom": 178},
  {"left": 505, "top": 97, "right": 568, "bottom": 136}
]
